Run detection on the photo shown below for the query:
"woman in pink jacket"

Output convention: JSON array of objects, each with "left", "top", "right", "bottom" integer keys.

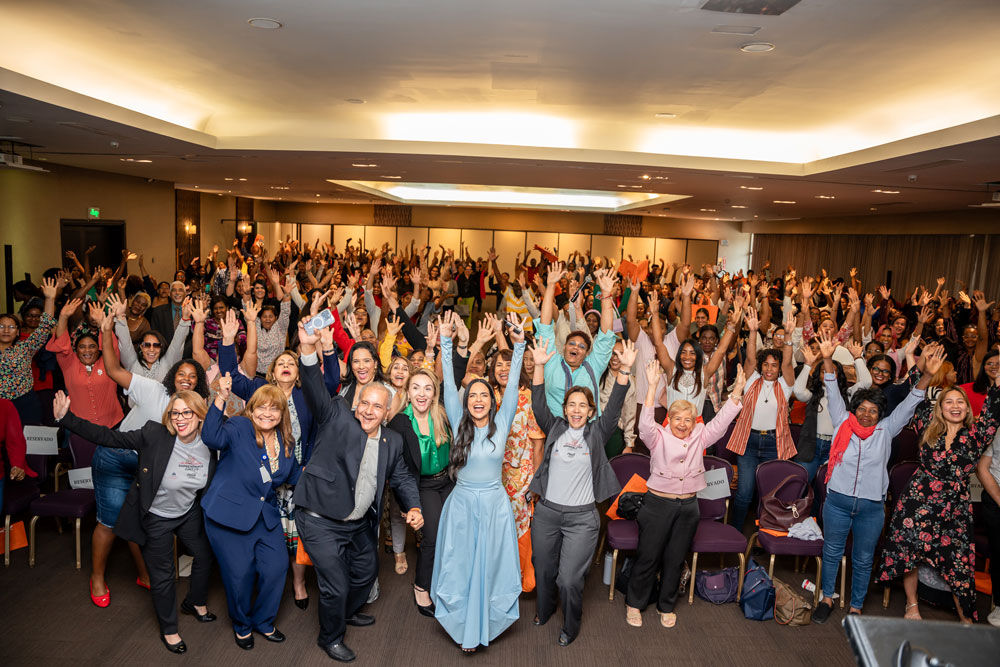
[{"left": 625, "top": 360, "right": 745, "bottom": 629}]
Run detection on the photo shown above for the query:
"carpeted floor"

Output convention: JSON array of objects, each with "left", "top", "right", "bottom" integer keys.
[{"left": 0, "top": 515, "right": 989, "bottom": 666}]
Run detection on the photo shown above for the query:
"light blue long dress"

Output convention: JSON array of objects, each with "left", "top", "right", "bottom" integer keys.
[{"left": 431, "top": 336, "right": 525, "bottom": 649}]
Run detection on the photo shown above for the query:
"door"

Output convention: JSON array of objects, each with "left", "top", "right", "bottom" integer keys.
[{"left": 60, "top": 220, "right": 126, "bottom": 272}]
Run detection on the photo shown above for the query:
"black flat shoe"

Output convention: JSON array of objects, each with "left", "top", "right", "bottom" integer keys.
[
  {"left": 161, "top": 635, "right": 187, "bottom": 654},
  {"left": 234, "top": 631, "right": 254, "bottom": 650},
  {"left": 258, "top": 628, "right": 285, "bottom": 643},
  {"left": 532, "top": 615, "right": 544, "bottom": 626},
  {"left": 558, "top": 631, "right": 574, "bottom": 647},
  {"left": 323, "top": 642, "right": 356, "bottom": 663},
  {"left": 346, "top": 612, "right": 375, "bottom": 627},
  {"left": 294, "top": 596, "right": 310, "bottom": 610},
  {"left": 180, "top": 600, "right": 217, "bottom": 623},
  {"left": 813, "top": 600, "right": 833, "bottom": 625}
]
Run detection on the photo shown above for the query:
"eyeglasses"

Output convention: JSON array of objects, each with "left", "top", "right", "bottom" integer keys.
[
  {"left": 141, "top": 341, "right": 162, "bottom": 349},
  {"left": 566, "top": 340, "right": 589, "bottom": 350},
  {"left": 0, "top": 324, "right": 18, "bottom": 331},
  {"left": 870, "top": 367, "right": 892, "bottom": 375},
  {"left": 169, "top": 409, "right": 195, "bottom": 420}
]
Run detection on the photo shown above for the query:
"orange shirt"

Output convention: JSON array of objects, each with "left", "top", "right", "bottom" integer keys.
[{"left": 46, "top": 331, "right": 123, "bottom": 428}]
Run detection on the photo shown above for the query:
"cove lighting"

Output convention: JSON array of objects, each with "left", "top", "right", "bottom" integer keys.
[
  {"left": 773, "top": 200, "right": 796, "bottom": 204},
  {"left": 815, "top": 195, "right": 835, "bottom": 199},
  {"left": 380, "top": 112, "right": 577, "bottom": 149},
  {"left": 872, "top": 189, "right": 900, "bottom": 194},
  {"left": 328, "top": 180, "right": 690, "bottom": 213}
]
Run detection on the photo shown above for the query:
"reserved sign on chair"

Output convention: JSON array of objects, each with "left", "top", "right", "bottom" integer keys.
[
  {"left": 697, "top": 467, "right": 731, "bottom": 500},
  {"left": 23, "top": 426, "right": 59, "bottom": 455},
  {"left": 68, "top": 467, "right": 94, "bottom": 490}
]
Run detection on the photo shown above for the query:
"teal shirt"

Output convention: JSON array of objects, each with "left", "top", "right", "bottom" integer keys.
[
  {"left": 403, "top": 403, "right": 449, "bottom": 476},
  {"left": 534, "top": 319, "right": 616, "bottom": 418}
]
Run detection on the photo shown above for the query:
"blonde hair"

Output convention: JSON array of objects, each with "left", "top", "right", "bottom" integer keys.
[
  {"left": 244, "top": 385, "right": 295, "bottom": 457},
  {"left": 161, "top": 391, "right": 208, "bottom": 435},
  {"left": 668, "top": 399, "right": 698, "bottom": 422},
  {"left": 400, "top": 368, "right": 451, "bottom": 447},
  {"left": 266, "top": 350, "right": 300, "bottom": 387},
  {"left": 921, "top": 386, "right": 973, "bottom": 447}
]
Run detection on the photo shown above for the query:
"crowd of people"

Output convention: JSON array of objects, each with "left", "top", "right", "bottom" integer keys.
[{"left": 2, "top": 235, "right": 999, "bottom": 659}]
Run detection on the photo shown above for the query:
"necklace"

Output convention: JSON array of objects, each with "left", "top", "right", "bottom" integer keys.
[{"left": 761, "top": 381, "right": 774, "bottom": 404}]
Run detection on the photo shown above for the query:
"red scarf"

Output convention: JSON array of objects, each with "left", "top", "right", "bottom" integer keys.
[{"left": 825, "top": 415, "right": 877, "bottom": 484}]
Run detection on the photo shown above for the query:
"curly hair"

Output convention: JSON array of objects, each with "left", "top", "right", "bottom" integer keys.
[{"left": 161, "top": 359, "right": 211, "bottom": 398}]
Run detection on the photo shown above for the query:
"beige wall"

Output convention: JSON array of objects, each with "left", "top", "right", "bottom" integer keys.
[
  {"left": 0, "top": 163, "right": 174, "bottom": 305},
  {"left": 199, "top": 193, "right": 237, "bottom": 259}
]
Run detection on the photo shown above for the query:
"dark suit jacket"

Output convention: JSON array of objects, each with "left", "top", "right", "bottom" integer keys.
[
  {"left": 387, "top": 413, "right": 422, "bottom": 477},
  {"left": 528, "top": 379, "right": 625, "bottom": 504},
  {"left": 148, "top": 303, "right": 180, "bottom": 345},
  {"left": 200, "top": 405, "right": 299, "bottom": 532},
  {"left": 59, "top": 411, "right": 217, "bottom": 545},
  {"left": 295, "top": 355, "right": 421, "bottom": 526}
]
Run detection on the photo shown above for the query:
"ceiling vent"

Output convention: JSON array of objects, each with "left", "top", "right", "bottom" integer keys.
[
  {"left": 701, "top": 0, "right": 801, "bottom": 16},
  {"left": 883, "top": 159, "right": 964, "bottom": 173},
  {"left": 55, "top": 121, "right": 120, "bottom": 137}
]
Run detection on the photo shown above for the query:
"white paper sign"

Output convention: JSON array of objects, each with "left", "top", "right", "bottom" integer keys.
[
  {"left": 970, "top": 474, "right": 983, "bottom": 503},
  {"left": 23, "top": 425, "right": 58, "bottom": 455},
  {"left": 68, "top": 467, "right": 94, "bottom": 490},
  {"left": 697, "top": 467, "right": 731, "bottom": 500}
]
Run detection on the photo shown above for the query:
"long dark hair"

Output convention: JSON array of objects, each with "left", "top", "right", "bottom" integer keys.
[
  {"left": 448, "top": 378, "right": 498, "bottom": 480},
  {"left": 342, "top": 341, "right": 385, "bottom": 386},
  {"left": 867, "top": 353, "right": 897, "bottom": 387},
  {"left": 973, "top": 349, "right": 1000, "bottom": 394},
  {"left": 806, "top": 360, "right": 848, "bottom": 414},
  {"left": 672, "top": 339, "right": 704, "bottom": 396},
  {"left": 162, "top": 359, "right": 210, "bottom": 398},
  {"left": 488, "top": 349, "right": 530, "bottom": 390}
]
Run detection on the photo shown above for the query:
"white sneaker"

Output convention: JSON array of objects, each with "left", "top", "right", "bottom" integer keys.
[{"left": 988, "top": 607, "right": 1000, "bottom": 628}]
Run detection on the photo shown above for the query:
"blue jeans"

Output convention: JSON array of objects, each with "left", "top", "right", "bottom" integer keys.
[
  {"left": 800, "top": 436, "right": 832, "bottom": 485},
  {"left": 732, "top": 430, "right": 778, "bottom": 531},
  {"left": 820, "top": 490, "right": 884, "bottom": 610},
  {"left": 91, "top": 447, "right": 138, "bottom": 528}
]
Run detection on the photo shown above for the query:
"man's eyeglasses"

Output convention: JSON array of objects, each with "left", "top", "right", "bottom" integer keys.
[
  {"left": 169, "top": 409, "right": 195, "bottom": 420},
  {"left": 141, "top": 341, "right": 163, "bottom": 349}
]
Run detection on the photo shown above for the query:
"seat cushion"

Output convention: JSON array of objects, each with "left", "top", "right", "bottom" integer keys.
[
  {"left": 606, "top": 519, "right": 639, "bottom": 551},
  {"left": 757, "top": 530, "right": 823, "bottom": 556},
  {"left": 29, "top": 490, "right": 96, "bottom": 519},
  {"left": 692, "top": 519, "right": 748, "bottom": 554},
  {"left": 3, "top": 481, "right": 41, "bottom": 516}
]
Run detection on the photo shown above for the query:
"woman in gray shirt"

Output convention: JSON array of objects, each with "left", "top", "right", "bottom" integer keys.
[
  {"left": 53, "top": 389, "right": 218, "bottom": 655},
  {"left": 527, "top": 337, "right": 634, "bottom": 646}
]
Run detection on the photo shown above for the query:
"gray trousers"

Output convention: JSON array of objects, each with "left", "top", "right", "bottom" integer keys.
[{"left": 530, "top": 501, "right": 600, "bottom": 640}]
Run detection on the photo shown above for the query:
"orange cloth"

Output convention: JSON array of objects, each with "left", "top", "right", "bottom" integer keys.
[
  {"left": 606, "top": 473, "right": 648, "bottom": 520},
  {"left": 295, "top": 537, "right": 313, "bottom": 566},
  {"left": 1, "top": 521, "right": 27, "bottom": 553},
  {"left": 518, "top": 530, "right": 535, "bottom": 592},
  {"left": 759, "top": 527, "right": 788, "bottom": 538}
]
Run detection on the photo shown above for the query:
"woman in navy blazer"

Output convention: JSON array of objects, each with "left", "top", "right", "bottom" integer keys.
[
  {"left": 218, "top": 315, "right": 340, "bottom": 608},
  {"left": 202, "top": 373, "right": 301, "bottom": 650}
]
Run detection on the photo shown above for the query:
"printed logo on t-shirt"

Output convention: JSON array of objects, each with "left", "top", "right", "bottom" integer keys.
[
  {"left": 176, "top": 454, "right": 206, "bottom": 481},
  {"left": 555, "top": 439, "right": 589, "bottom": 460}
]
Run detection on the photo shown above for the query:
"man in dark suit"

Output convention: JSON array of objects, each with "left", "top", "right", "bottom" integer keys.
[
  {"left": 295, "top": 326, "right": 423, "bottom": 663},
  {"left": 148, "top": 280, "right": 188, "bottom": 345}
]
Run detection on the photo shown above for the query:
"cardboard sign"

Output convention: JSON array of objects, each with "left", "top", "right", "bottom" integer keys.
[
  {"left": 68, "top": 467, "right": 94, "bottom": 490},
  {"left": 692, "top": 303, "right": 720, "bottom": 325},
  {"left": 970, "top": 473, "right": 984, "bottom": 503},
  {"left": 23, "top": 425, "right": 58, "bottom": 455},
  {"left": 533, "top": 245, "right": 558, "bottom": 263},
  {"left": 697, "top": 467, "right": 731, "bottom": 500},
  {"left": 617, "top": 260, "right": 649, "bottom": 285}
]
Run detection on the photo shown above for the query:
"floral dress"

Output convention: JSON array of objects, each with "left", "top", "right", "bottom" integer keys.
[
  {"left": 877, "top": 386, "right": 1000, "bottom": 620},
  {"left": 499, "top": 386, "right": 544, "bottom": 591}
]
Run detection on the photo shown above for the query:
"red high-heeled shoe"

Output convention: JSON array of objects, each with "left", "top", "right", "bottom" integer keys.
[
  {"left": 90, "top": 580, "right": 111, "bottom": 608},
  {"left": 136, "top": 576, "right": 151, "bottom": 590}
]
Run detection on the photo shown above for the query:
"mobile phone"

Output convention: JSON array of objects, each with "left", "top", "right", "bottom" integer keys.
[
  {"left": 501, "top": 318, "right": 523, "bottom": 335},
  {"left": 304, "top": 308, "right": 335, "bottom": 335}
]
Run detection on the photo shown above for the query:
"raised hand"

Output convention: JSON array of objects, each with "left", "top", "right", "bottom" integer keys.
[
  {"left": 923, "top": 344, "right": 946, "bottom": 377},
  {"left": 800, "top": 343, "right": 819, "bottom": 367},
  {"left": 506, "top": 313, "right": 525, "bottom": 344},
  {"left": 40, "top": 277, "right": 58, "bottom": 299},
  {"left": 614, "top": 338, "right": 637, "bottom": 370},
  {"left": 297, "top": 320, "right": 321, "bottom": 347},
  {"left": 475, "top": 316, "right": 496, "bottom": 345},
  {"left": 424, "top": 320, "right": 438, "bottom": 350},
  {"left": 745, "top": 306, "right": 759, "bottom": 332},
  {"left": 818, "top": 330, "right": 837, "bottom": 359},
  {"left": 974, "top": 291, "right": 994, "bottom": 312},
  {"left": 217, "top": 372, "right": 232, "bottom": 401},
  {"left": 547, "top": 262, "right": 566, "bottom": 287},
  {"left": 190, "top": 297, "right": 208, "bottom": 324},
  {"left": 60, "top": 298, "right": 83, "bottom": 320},
  {"left": 343, "top": 312, "right": 361, "bottom": 340},
  {"left": 220, "top": 309, "right": 239, "bottom": 344},
  {"left": 106, "top": 293, "right": 127, "bottom": 319},
  {"left": 595, "top": 267, "right": 616, "bottom": 296},
  {"left": 318, "top": 321, "right": 334, "bottom": 350},
  {"left": 846, "top": 339, "right": 863, "bottom": 360},
  {"left": 729, "top": 365, "right": 747, "bottom": 401},
  {"left": 310, "top": 289, "right": 330, "bottom": 317},
  {"left": 917, "top": 304, "right": 934, "bottom": 324},
  {"left": 385, "top": 313, "right": 404, "bottom": 338},
  {"left": 680, "top": 274, "right": 695, "bottom": 297},
  {"left": 53, "top": 390, "right": 71, "bottom": 421},
  {"left": 437, "top": 314, "right": 453, "bottom": 339},
  {"left": 531, "top": 337, "right": 557, "bottom": 366},
  {"left": 242, "top": 299, "right": 260, "bottom": 323},
  {"left": 644, "top": 358, "right": 662, "bottom": 386},
  {"left": 878, "top": 285, "right": 891, "bottom": 302}
]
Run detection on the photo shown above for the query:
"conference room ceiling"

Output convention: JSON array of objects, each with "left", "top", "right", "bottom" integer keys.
[{"left": 2, "top": 0, "right": 999, "bottom": 220}]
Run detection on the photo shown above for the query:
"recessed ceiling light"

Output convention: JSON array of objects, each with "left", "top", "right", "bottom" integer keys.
[
  {"left": 270, "top": 186, "right": 290, "bottom": 190},
  {"left": 224, "top": 177, "right": 234, "bottom": 181},
  {"left": 871, "top": 189, "right": 900, "bottom": 194},
  {"left": 630, "top": 185, "right": 643, "bottom": 189},
  {"left": 773, "top": 200, "right": 796, "bottom": 204},
  {"left": 351, "top": 163, "right": 377, "bottom": 167},
  {"left": 730, "top": 205, "right": 747, "bottom": 209},
  {"left": 869, "top": 207, "right": 877, "bottom": 211},
  {"left": 641, "top": 174, "right": 651, "bottom": 180},
  {"left": 740, "top": 185, "right": 763, "bottom": 190},
  {"left": 238, "top": 178, "right": 247, "bottom": 181},
  {"left": 700, "top": 208, "right": 717, "bottom": 212},
  {"left": 380, "top": 175, "right": 402, "bottom": 179},
  {"left": 654, "top": 112, "right": 677, "bottom": 118},
  {"left": 345, "top": 98, "right": 366, "bottom": 105},
  {"left": 316, "top": 194, "right": 321, "bottom": 197},
  {"left": 617, "top": 185, "right": 628, "bottom": 188},
  {"left": 194, "top": 186, "right": 199, "bottom": 188},
  {"left": 740, "top": 42, "right": 775, "bottom": 53},
  {"left": 815, "top": 195, "right": 835, "bottom": 199},
  {"left": 248, "top": 18, "right": 282, "bottom": 29}
]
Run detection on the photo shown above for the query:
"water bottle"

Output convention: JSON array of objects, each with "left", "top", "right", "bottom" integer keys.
[{"left": 603, "top": 553, "right": 613, "bottom": 585}]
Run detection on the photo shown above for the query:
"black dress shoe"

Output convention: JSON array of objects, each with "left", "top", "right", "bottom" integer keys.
[
  {"left": 413, "top": 588, "right": 435, "bottom": 617},
  {"left": 234, "top": 631, "right": 254, "bottom": 650},
  {"left": 558, "top": 631, "right": 575, "bottom": 647},
  {"left": 161, "top": 635, "right": 187, "bottom": 654},
  {"left": 345, "top": 613, "right": 375, "bottom": 627},
  {"left": 258, "top": 628, "right": 286, "bottom": 643},
  {"left": 295, "top": 596, "right": 310, "bottom": 610},
  {"left": 323, "top": 642, "right": 357, "bottom": 663},
  {"left": 181, "top": 600, "right": 217, "bottom": 623},
  {"left": 813, "top": 600, "right": 833, "bottom": 625}
]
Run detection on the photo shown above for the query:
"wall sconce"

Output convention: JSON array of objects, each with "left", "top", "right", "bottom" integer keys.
[{"left": 184, "top": 221, "right": 197, "bottom": 235}]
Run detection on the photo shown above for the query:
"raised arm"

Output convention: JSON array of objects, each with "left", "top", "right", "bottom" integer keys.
[
  {"left": 530, "top": 337, "right": 559, "bottom": 434},
  {"left": 438, "top": 317, "right": 463, "bottom": 429},
  {"left": 540, "top": 261, "right": 565, "bottom": 326},
  {"left": 742, "top": 306, "right": 760, "bottom": 379},
  {"left": 99, "top": 313, "right": 132, "bottom": 389},
  {"left": 296, "top": 322, "right": 336, "bottom": 423},
  {"left": 53, "top": 391, "right": 145, "bottom": 450}
]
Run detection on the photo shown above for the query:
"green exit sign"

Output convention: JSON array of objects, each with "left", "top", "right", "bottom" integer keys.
[{"left": 88, "top": 207, "right": 100, "bottom": 219}]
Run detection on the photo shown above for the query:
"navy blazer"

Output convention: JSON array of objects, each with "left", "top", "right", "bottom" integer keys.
[
  {"left": 200, "top": 403, "right": 300, "bottom": 532},
  {"left": 218, "top": 343, "right": 341, "bottom": 465},
  {"left": 294, "top": 354, "right": 421, "bottom": 526}
]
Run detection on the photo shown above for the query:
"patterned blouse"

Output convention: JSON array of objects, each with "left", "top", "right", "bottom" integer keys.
[{"left": 0, "top": 312, "right": 55, "bottom": 400}]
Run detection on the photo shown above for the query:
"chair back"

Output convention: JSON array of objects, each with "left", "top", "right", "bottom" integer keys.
[
  {"left": 68, "top": 435, "right": 98, "bottom": 470},
  {"left": 24, "top": 454, "right": 50, "bottom": 486},
  {"left": 712, "top": 421, "right": 739, "bottom": 466},
  {"left": 608, "top": 452, "right": 650, "bottom": 487},
  {"left": 698, "top": 455, "right": 733, "bottom": 521},
  {"left": 887, "top": 461, "right": 918, "bottom": 506},
  {"left": 813, "top": 463, "right": 829, "bottom": 525},
  {"left": 889, "top": 429, "right": 920, "bottom": 469},
  {"left": 754, "top": 459, "right": 808, "bottom": 515}
]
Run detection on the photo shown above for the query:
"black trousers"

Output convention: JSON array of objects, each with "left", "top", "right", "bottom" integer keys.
[
  {"left": 141, "top": 504, "right": 214, "bottom": 635},
  {"left": 531, "top": 501, "right": 600, "bottom": 640},
  {"left": 296, "top": 509, "right": 377, "bottom": 648},
  {"left": 625, "top": 494, "right": 699, "bottom": 613},
  {"left": 982, "top": 494, "right": 1000, "bottom": 605},
  {"left": 414, "top": 474, "right": 454, "bottom": 591}
]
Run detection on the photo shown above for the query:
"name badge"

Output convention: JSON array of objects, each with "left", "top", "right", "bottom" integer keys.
[{"left": 260, "top": 453, "right": 271, "bottom": 484}]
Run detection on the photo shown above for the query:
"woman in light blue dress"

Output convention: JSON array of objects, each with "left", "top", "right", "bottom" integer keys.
[{"left": 431, "top": 312, "right": 526, "bottom": 653}]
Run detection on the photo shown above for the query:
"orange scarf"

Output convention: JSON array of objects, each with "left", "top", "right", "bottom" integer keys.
[
  {"left": 726, "top": 376, "right": 796, "bottom": 460},
  {"left": 824, "top": 414, "right": 876, "bottom": 484}
]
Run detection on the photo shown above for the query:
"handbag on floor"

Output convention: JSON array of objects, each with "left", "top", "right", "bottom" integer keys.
[
  {"left": 739, "top": 559, "right": 775, "bottom": 621},
  {"left": 773, "top": 576, "right": 813, "bottom": 626},
  {"left": 695, "top": 566, "right": 740, "bottom": 604}
]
